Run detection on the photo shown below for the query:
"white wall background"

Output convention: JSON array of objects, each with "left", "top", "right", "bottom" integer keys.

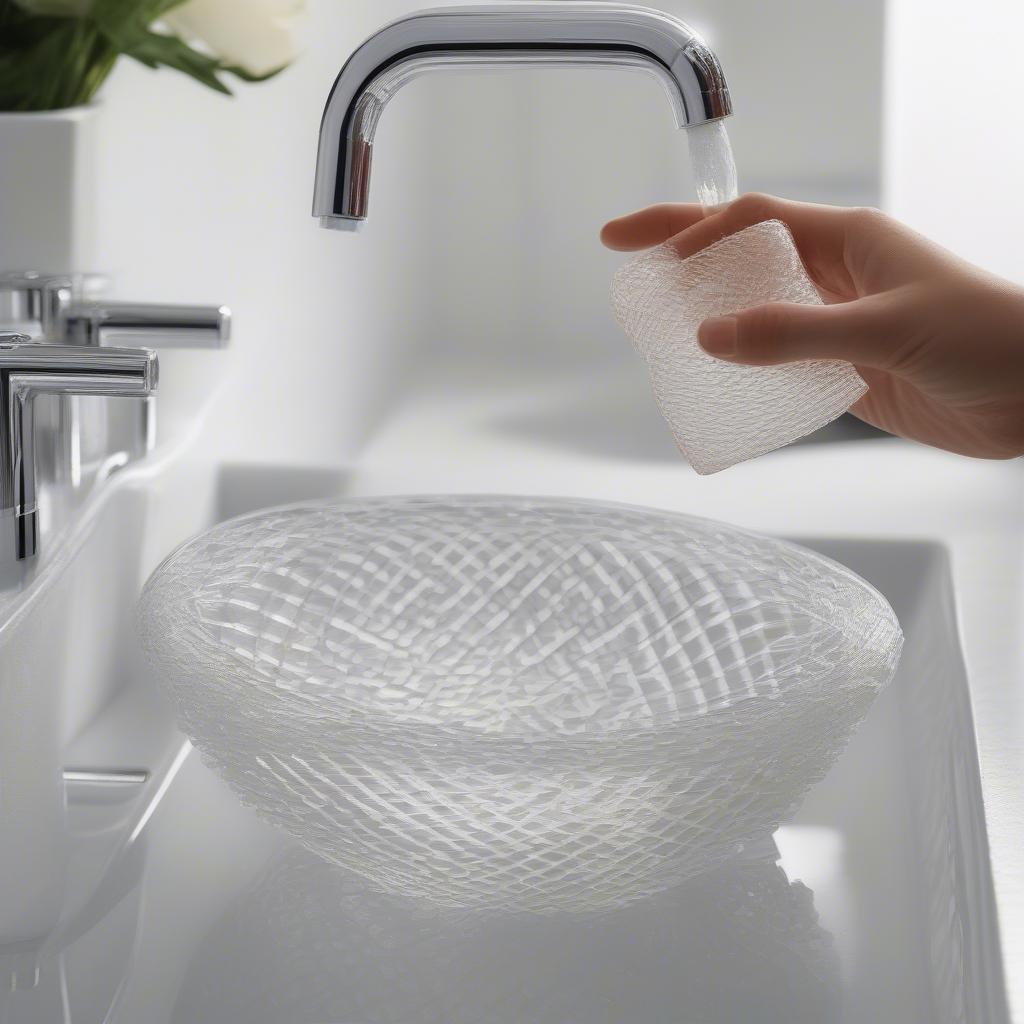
[
  {"left": 95, "top": 1, "right": 430, "bottom": 468},
  {"left": 389, "top": 0, "right": 885, "bottom": 381},
  {"left": 884, "top": 0, "right": 1024, "bottom": 284},
  {"left": 92, "top": 0, "right": 885, "bottom": 471}
]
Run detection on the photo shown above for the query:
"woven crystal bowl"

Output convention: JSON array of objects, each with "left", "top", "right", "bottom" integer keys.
[{"left": 139, "top": 496, "right": 902, "bottom": 913}]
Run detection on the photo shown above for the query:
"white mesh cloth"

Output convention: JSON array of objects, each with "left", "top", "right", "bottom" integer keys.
[
  {"left": 139, "top": 496, "right": 902, "bottom": 913},
  {"left": 611, "top": 219, "right": 868, "bottom": 474}
]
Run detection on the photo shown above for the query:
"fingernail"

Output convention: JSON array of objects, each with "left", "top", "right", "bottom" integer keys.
[{"left": 699, "top": 317, "right": 738, "bottom": 357}]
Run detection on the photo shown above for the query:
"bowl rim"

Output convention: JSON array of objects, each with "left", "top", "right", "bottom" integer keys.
[{"left": 140, "top": 493, "right": 904, "bottom": 749}]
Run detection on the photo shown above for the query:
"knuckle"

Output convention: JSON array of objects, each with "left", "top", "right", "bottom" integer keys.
[
  {"left": 848, "top": 205, "right": 889, "bottom": 232},
  {"left": 729, "top": 192, "right": 777, "bottom": 225},
  {"left": 738, "top": 306, "right": 790, "bottom": 359},
  {"left": 653, "top": 202, "right": 683, "bottom": 235},
  {"left": 647, "top": 202, "right": 676, "bottom": 220}
]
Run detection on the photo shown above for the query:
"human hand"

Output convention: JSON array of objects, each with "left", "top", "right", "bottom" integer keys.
[{"left": 602, "top": 194, "right": 1024, "bottom": 459}]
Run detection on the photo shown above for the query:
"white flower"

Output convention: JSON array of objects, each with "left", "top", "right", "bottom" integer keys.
[{"left": 164, "top": 0, "right": 305, "bottom": 77}]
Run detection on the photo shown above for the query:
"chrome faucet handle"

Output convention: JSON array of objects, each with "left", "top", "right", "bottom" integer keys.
[
  {"left": 62, "top": 302, "right": 231, "bottom": 348},
  {"left": 0, "top": 272, "right": 105, "bottom": 340},
  {"left": 0, "top": 274, "right": 231, "bottom": 349},
  {"left": 0, "top": 273, "right": 72, "bottom": 337},
  {"left": 0, "top": 334, "right": 158, "bottom": 560}
]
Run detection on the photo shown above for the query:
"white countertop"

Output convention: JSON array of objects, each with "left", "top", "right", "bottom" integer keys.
[{"left": 348, "top": 359, "right": 1024, "bottom": 1017}]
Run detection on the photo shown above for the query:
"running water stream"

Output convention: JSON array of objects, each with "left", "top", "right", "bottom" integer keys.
[{"left": 687, "top": 119, "right": 739, "bottom": 209}]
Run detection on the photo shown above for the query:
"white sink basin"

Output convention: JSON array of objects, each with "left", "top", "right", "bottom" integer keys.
[
  {"left": 0, "top": 428, "right": 1012, "bottom": 1022},
  {"left": 2, "top": 508, "right": 1002, "bottom": 1023},
  {"left": 156, "top": 536, "right": 1008, "bottom": 1023}
]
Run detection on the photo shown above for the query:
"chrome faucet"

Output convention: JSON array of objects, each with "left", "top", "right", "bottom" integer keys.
[
  {"left": 0, "top": 334, "right": 157, "bottom": 560},
  {"left": 60, "top": 301, "right": 230, "bottom": 348},
  {"left": 313, "top": 3, "right": 732, "bottom": 230},
  {"left": 0, "top": 272, "right": 230, "bottom": 546},
  {"left": 0, "top": 272, "right": 230, "bottom": 348}
]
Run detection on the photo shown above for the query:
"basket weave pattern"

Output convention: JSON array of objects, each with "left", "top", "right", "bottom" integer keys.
[{"left": 140, "top": 497, "right": 902, "bottom": 912}]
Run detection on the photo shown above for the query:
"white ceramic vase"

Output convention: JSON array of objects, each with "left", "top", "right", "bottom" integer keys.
[{"left": 0, "top": 105, "right": 99, "bottom": 276}]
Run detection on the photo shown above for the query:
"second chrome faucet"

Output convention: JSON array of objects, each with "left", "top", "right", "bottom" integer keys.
[
  {"left": 0, "top": 273, "right": 231, "bottom": 560},
  {"left": 0, "top": 336, "right": 157, "bottom": 560}
]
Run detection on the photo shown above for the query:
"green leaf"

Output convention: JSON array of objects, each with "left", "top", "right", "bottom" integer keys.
[
  {"left": 0, "top": 0, "right": 288, "bottom": 110},
  {"left": 221, "top": 62, "right": 286, "bottom": 85},
  {"left": 0, "top": 8, "right": 118, "bottom": 110},
  {"left": 123, "top": 28, "right": 232, "bottom": 95}
]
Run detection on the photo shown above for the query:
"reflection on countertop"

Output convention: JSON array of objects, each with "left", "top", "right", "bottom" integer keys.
[{"left": 171, "top": 841, "right": 840, "bottom": 1024}]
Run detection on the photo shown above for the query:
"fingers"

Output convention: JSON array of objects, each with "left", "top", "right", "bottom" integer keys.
[
  {"left": 601, "top": 194, "right": 854, "bottom": 278},
  {"left": 600, "top": 203, "right": 707, "bottom": 251},
  {"left": 665, "top": 193, "right": 850, "bottom": 263},
  {"left": 697, "top": 295, "right": 908, "bottom": 371}
]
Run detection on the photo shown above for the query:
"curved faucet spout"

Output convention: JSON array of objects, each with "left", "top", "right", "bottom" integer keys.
[{"left": 313, "top": 3, "right": 732, "bottom": 229}]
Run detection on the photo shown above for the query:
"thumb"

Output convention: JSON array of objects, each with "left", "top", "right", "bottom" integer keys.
[{"left": 697, "top": 297, "right": 903, "bottom": 369}]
